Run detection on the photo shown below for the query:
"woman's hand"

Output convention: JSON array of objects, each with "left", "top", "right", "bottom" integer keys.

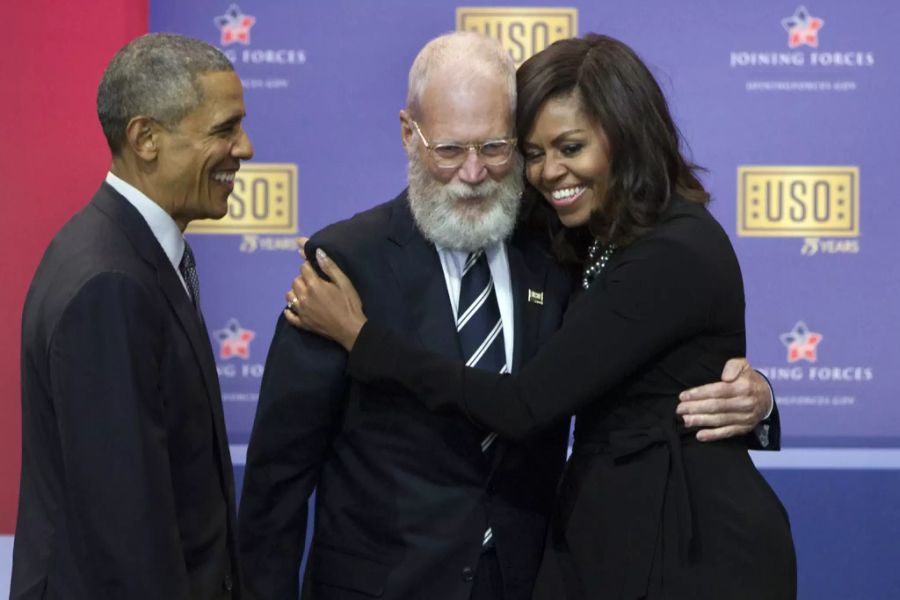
[{"left": 284, "top": 242, "right": 366, "bottom": 351}]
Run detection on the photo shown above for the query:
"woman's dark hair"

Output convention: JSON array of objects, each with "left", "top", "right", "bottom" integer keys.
[{"left": 516, "top": 34, "right": 708, "bottom": 263}]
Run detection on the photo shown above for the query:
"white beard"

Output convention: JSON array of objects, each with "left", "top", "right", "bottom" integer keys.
[{"left": 406, "top": 148, "right": 524, "bottom": 253}]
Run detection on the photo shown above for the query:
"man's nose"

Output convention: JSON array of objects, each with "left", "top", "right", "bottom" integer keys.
[
  {"left": 456, "top": 148, "right": 487, "bottom": 185},
  {"left": 233, "top": 127, "right": 254, "bottom": 160}
]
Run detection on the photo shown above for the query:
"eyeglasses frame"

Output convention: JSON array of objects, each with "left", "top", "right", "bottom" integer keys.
[{"left": 409, "top": 119, "right": 517, "bottom": 169}]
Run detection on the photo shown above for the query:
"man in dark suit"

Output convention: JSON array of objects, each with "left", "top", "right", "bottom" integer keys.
[
  {"left": 238, "top": 32, "right": 777, "bottom": 600},
  {"left": 13, "top": 33, "right": 253, "bottom": 599}
]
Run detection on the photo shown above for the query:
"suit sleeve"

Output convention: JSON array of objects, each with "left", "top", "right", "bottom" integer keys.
[
  {"left": 239, "top": 310, "right": 348, "bottom": 599},
  {"left": 349, "top": 235, "right": 735, "bottom": 439},
  {"left": 748, "top": 373, "right": 781, "bottom": 450},
  {"left": 49, "top": 273, "right": 191, "bottom": 599}
]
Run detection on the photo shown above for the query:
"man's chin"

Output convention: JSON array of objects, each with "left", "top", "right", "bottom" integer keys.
[{"left": 208, "top": 197, "right": 231, "bottom": 220}]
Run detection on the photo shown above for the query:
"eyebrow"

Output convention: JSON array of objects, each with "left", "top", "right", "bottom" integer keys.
[
  {"left": 550, "top": 129, "right": 587, "bottom": 144},
  {"left": 524, "top": 128, "right": 587, "bottom": 147},
  {"left": 209, "top": 114, "right": 244, "bottom": 133}
]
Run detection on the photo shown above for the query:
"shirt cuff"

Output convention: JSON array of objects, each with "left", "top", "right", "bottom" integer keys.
[{"left": 760, "top": 369, "right": 775, "bottom": 420}]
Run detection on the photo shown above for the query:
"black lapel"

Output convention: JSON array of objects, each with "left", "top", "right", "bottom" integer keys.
[
  {"left": 506, "top": 241, "right": 528, "bottom": 373},
  {"left": 485, "top": 234, "right": 552, "bottom": 475},
  {"left": 92, "top": 183, "right": 233, "bottom": 494},
  {"left": 385, "top": 192, "right": 462, "bottom": 361},
  {"left": 507, "top": 234, "right": 550, "bottom": 373}
]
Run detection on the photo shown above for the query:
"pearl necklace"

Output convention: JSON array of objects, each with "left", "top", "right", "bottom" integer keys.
[{"left": 581, "top": 239, "right": 616, "bottom": 290}]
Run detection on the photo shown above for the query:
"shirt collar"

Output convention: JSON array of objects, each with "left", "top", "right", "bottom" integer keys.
[{"left": 105, "top": 171, "right": 185, "bottom": 271}]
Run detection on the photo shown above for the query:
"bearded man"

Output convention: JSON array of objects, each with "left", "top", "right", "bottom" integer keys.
[{"left": 238, "top": 32, "right": 777, "bottom": 600}]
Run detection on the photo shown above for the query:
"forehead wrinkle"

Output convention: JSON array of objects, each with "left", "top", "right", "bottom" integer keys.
[{"left": 418, "top": 86, "right": 512, "bottom": 143}]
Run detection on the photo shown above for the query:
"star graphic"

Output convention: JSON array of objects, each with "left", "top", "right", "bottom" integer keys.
[
  {"left": 214, "top": 319, "right": 256, "bottom": 359},
  {"left": 780, "top": 321, "right": 822, "bottom": 363},
  {"left": 214, "top": 4, "right": 256, "bottom": 46},
  {"left": 781, "top": 6, "right": 824, "bottom": 49}
]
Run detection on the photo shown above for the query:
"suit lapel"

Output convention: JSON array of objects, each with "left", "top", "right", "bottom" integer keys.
[
  {"left": 385, "top": 193, "right": 462, "bottom": 361},
  {"left": 92, "top": 184, "right": 233, "bottom": 495},
  {"left": 506, "top": 236, "right": 549, "bottom": 374},
  {"left": 507, "top": 242, "right": 528, "bottom": 373}
]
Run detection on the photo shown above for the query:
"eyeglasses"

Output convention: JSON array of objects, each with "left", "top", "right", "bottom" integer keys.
[{"left": 410, "top": 119, "right": 517, "bottom": 169}]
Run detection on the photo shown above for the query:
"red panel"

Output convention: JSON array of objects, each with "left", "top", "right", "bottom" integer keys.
[{"left": 0, "top": 0, "right": 148, "bottom": 533}]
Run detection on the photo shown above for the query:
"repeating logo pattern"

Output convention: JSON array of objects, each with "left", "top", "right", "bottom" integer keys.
[
  {"left": 214, "top": 319, "right": 256, "bottom": 360},
  {"left": 780, "top": 321, "right": 823, "bottom": 363},
  {"left": 737, "top": 166, "right": 859, "bottom": 238},
  {"left": 782, "top": 6, "right": 824, "bottom": 49},
  {"left": 214, "top": 4, "right": 255, "bottom": 46},
  {"left": 456, "top": 7, "right": 577, "bottom": 67},
  {"left": 187, "top": 163, "right": 298, "bottom": 235}
]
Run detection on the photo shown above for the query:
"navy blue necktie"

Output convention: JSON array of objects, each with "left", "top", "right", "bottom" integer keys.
[
  {"left": 456, "top": 249, "right": 507, "bottom": 549},
  {"left": 179, "top": 241, "right": 203, "bottom": 319}
]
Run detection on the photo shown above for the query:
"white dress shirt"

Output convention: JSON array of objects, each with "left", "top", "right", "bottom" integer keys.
[{"left": 105, "top": 171, "right": 191, "bottom": 297}]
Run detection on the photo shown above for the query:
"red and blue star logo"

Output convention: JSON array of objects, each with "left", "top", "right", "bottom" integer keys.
[
  {"left": 780, "top": 321, "right": 822, "bottom": 363},
  {"left": 214, "top": 319, "right": 255, "bottom": 359},
  {"left": 782, "top": 6, "right": 824, "bottom": 49},
  {"left": 214, "top": 4, "right": 255, "bottom": 46}
]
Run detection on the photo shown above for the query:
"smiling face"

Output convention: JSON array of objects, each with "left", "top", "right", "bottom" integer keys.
[
  {"left": 522, "top": 92, "right": 611, "bottom": 229},
  {"left": 154, "top": 70, "right": 253, "bottom": 229},
  {"left": 401, "top": 68, "right": 523, "bottom": 251}
]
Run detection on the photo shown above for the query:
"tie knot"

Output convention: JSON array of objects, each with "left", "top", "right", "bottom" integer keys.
[{"left": 463, "top": 249, "right": 487, "bottom": 276}]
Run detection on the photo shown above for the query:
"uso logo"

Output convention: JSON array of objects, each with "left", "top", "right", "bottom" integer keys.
[
  {"left": 737, "top": 166, "right": 859, "bottom": 238},
  {"left": 188, "top": 163, "right": 298, "bottom": 235},
  {"left": 456, "top": 7, "right": 577, "bottom": 66}
]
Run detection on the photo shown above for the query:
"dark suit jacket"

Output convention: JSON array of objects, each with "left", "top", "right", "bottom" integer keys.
[
  {"left": 238, "top": 191, "right": 574, "bottom": 599},
  {"left": 13, "top": 183, "right": 240, "bottom": 600},
  {"left": 349, "top": 198, "right": 795, "bottom": 599}
]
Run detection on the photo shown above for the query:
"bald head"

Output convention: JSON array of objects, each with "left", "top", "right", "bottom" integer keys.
[{"left": 406, "top": 31, "right": 516, "bottom": 119}]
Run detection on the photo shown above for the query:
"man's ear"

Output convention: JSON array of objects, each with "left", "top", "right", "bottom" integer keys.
[
  {"left": 124, "top": 116, "right": 161, "bottom": 161},
  {"left": 399, "top": 109, "right": 414, "bottom": 151}
]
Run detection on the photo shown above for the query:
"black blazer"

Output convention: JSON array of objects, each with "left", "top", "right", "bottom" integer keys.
[
  {"left": 349, "top": 198, "right": 795, "bottom": 599},
  {"left": 13, "top": 183, "right": 240, "bottom": 599},
  {"left": 238, "top": 191, "right": 574, "bottom": 600}
]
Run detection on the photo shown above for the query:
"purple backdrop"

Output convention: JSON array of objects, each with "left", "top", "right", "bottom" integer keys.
[{"left": 151, "top": 2, "right": 900, "bottom": 597}]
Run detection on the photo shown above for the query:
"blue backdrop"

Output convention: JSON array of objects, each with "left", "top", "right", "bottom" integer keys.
[{"left": 151, "top": 2, "right": 900, "bottom": 597}]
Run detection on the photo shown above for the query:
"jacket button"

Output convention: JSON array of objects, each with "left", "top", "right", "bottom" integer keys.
[
  {"left": 461, "top": 566, "right": 474, "bottom": 582},
  {"left": 223, "top": 575, "right": 233, "bottom": 591}
]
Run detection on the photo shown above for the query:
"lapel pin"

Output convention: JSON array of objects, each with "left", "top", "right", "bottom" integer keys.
[{"left": 527, "top": 289, "right": 544, "bottom": 305}]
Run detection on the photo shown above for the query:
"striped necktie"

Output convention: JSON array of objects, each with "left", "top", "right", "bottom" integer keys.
[
  {"left": 456, "top": 249, "right": 507, "bottom": 550},
  {"left": 457, "top": 249, "right": 507, "bottom": 375}
]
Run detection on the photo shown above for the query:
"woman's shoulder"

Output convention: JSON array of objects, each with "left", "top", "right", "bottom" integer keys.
[
  {"left": 644, "top": 197, "right": 733, "bottom": 253},
  {"left": 611, "top": 197, "right": 739, "bottom": 283}
]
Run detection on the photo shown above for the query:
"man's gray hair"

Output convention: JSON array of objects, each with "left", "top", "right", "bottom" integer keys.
[
  {"left": 406, "top": 31, "right": 516, "bottom": 119},
  {"left": 97, "top": 32, "right": 234, "bottom": 154}
]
